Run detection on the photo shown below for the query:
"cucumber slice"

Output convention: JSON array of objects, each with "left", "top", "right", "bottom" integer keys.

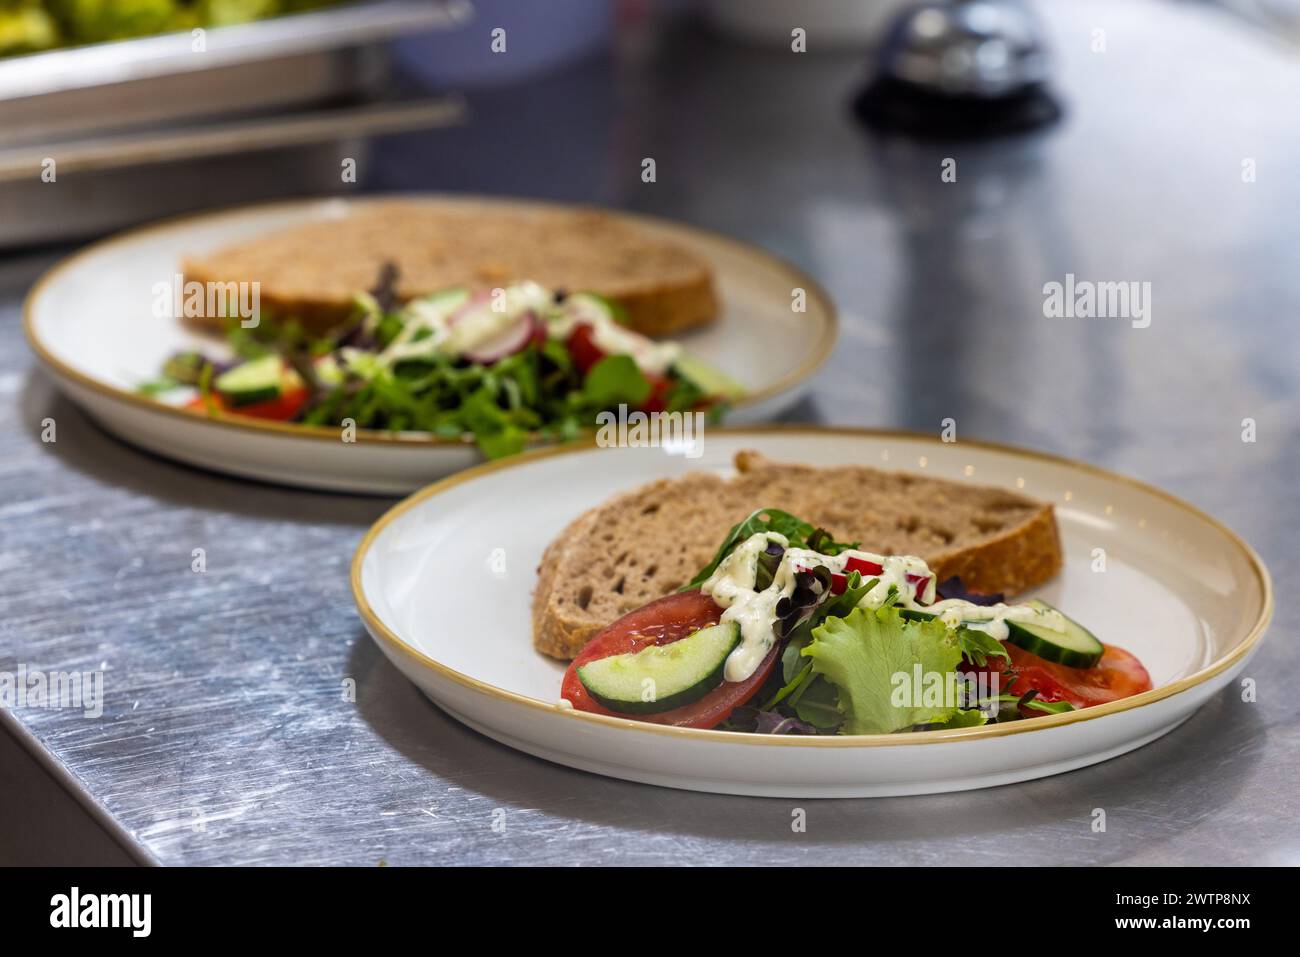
[
  {"left": 411, "top": 287, "right": 470, "bottom": 316},
  {"left": 1004, "top": 600, "right": 1104, "bottom": 669},
  {"left": 673, "top": 353, "right": 747, "bottom": 400},
  {"left": 215, "top": 355, "right": 283, "bottom": 406},
  {"left": 577, "top": 622, "right": 740, "bottom": 715},
  {"left": 314, "top": 354, "right": 343, "bottom": 387}
]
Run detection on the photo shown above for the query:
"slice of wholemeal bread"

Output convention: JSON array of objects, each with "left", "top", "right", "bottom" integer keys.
[
  {"left": 183, "top": 201, "right": 718, "bottom": 336},
  {"left": 532, "top": 450, "right": 1062, "bottom": 660}
]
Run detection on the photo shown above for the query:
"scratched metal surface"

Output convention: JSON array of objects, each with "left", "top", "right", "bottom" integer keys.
[{"left": 1, "top": 1, "right": 1298, "bottom": 866}]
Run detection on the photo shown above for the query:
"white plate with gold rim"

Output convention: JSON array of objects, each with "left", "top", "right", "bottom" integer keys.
[
  {"left": 352, "top": 428, "right": 1272, "bottom": 797},
  {"left": 23, "top": 195, "right": 836, "bottom": 494}
]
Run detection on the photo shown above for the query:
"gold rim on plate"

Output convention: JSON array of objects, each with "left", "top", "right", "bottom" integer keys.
[
  {"left": 350, "top": 425, "right": 1274, "bottom": 748},
  {"left": 22, "top": 194, "right": 838, "bottom": 448}
]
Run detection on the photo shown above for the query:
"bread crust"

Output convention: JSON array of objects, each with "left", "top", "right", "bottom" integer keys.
[
  {"left": 616, "top": 273, "right": 718, "bottom": 337},
  {"left": 531, "top": 508, "right": 601, "bottom": 660},
  {"left": 928, "top": 505, "right": 1061, "bottom": 597}
]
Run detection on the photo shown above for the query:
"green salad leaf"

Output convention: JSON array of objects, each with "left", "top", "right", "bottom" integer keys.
[
  {"left": 791, "top": 676, "right": 842, "bottom": 729},
  {"left": 581, "top": 355, "right": 650, "bottom": 407},
  {"left": 926, "top": 708, "right": 989, "bottom": 730},
  {"left": 981, "top": 690, "right": 1077, "bottom": 721},
  {"left": 776, "top": 569, "right": 878, "bottom": 673},
  {"left": 1022, "top": 698, "right": 1075, "bottom": 715},
  {"left": 681, "top": 508, "right": 857, "bottom": 591},
  {"left": 801, "top": 606, "right": 963, "bottom": 735},
  {"left": 144, "top": 277, "right": 740, "bottom": 459},
  {"left": 956, "top": 626, "right": 1011, "bottom": 667}
]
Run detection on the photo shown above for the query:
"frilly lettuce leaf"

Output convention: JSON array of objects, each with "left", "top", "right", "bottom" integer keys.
[{"left": 802, "top": 606, "right": 962, "bottom": 734}]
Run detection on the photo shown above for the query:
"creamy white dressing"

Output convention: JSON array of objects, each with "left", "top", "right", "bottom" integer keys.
[
  {"left": 779, "top": 546, "right": 936, "bottom": 606},
  {"left": 546, "top": 293, "right": 681, "bottom": 375},
  {"left": 371, "top": 283, "right": 679, "bottom": 375},
  {"left": 702, "top": 533, "right": 797, "bottom": 682},
  {"left": 374, "top": 282, "right": 549, "bottom": 366},
  {"left": 440, "top": 281, "right": 551, "bottom": 357},
  {"left": 375, "top": 290, "right": 470, "bottom": 364},
  {"left": 700, "top": 532, "right": 1066, "bottom": 683},
  {"left": 930, "top": 599, "right": 1065, "bottom": 642}
]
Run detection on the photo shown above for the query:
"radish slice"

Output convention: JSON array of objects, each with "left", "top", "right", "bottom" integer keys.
[
  {"left": 464, "top": 311, "right": 540, "bottom": 365},
  {"left": 446, "top": 290, "right": 494, "bottom": 328},
  {"left": 906, "top": 573, "right": 932, "bottom": 603}
]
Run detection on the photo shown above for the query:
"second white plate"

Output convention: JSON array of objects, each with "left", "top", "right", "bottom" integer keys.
[
  {"left": 24, "top": 195, "right": 836, "bottom": 494},
  {"left": 352, "top": 428, "right": 1272, "bottom": 797}
]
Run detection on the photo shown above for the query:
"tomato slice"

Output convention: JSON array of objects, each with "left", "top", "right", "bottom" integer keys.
[
  {"left": 968, "top": 641, "right": 1152, "bottom": 712},
  {"left": 640, "top": 374, "right": 673, "bottom": 414},
  {"left": 565, "top": 323, "right": 606, "bottom": 375},
  {"left": 566, "top": 324, "right": 682, "bottom": 414},
  {"left": 561, "top": 590, "right": 778, "bottom": 729},
  {"left": 185, "top": 386, "right": 309, "bottom": 422}
]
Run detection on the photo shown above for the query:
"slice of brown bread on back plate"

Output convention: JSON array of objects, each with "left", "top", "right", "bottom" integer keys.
[
  {"left": 531, "top": 450, "right": 1062, "bottom": 660},
  {"left": 182, "top": 201, "right": 718, "bottom": 336}
]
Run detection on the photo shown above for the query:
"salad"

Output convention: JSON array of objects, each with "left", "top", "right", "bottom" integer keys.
[
  {"left": 2, "top": 2, "right": 345, "bottom": 57},
  {"left": 560, "top": 509, "right": 1153, "bottom": 733},
  {"left": 141, "top": 272, "right": 743, "bottom": 458}
]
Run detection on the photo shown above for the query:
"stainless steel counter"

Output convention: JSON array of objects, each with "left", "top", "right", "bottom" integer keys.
[{"left": 1, "top": 0, "right": 1297, "bottom": 866}]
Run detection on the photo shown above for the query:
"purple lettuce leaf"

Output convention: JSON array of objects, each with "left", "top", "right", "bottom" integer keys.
[
  {"left": 935, "top": 576, "right": 1003, "bottom": 606},
  {"left": 727, "top": 705, "right": 819, "bottom": 735}
]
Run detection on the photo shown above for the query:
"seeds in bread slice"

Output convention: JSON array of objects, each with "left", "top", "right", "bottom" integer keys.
[{"left": 532, "top": 450, "right": 1062, "bottom": 660}]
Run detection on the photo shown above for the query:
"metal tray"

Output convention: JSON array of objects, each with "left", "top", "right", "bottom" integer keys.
[
  {"left": 0, "top": 97, "right": 465, "bottom": 248},
  {"left": 0, "top": 0, "right": 472, "bottom": 146}
]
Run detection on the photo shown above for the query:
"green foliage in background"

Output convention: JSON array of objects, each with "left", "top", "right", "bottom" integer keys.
[{"left": 0, "top": 0, "right": 343, "bottom": 55}]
